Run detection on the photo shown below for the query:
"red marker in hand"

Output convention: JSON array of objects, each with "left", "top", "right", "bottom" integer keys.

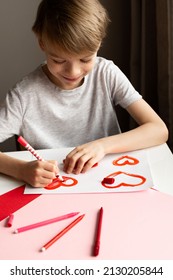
[{"left": 17, "top": 136, "right": 63, "bottom": 181}]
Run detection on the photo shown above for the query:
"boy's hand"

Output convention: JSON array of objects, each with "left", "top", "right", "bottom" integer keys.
[
  {"left": 20, "top": 160, "right": 58, "bottom": 188},
  {"left": 63, "top": 140, "right": 106, "bottom": 174}
]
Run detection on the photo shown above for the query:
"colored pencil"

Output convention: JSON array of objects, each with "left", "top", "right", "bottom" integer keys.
[
  {"left": 14, "top": 212, "right": 79, "bottom": 233},
  {"left": 93, "top": 207, "right": 103, "bottom": 256},
  {"left": 17, "top": 136, "right": 63, "bottom": 181},
  {"left": 41, "top": 214, "right": 85, "bottom": 252}
]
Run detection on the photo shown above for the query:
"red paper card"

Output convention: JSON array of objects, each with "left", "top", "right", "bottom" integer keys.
[{"left": 0, "top": 185, "right": 41, "bottom": 221}]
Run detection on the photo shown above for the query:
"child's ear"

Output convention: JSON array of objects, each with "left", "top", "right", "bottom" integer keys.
[{"left": 38, "top": 38, "right": 45, "bottom": 51}]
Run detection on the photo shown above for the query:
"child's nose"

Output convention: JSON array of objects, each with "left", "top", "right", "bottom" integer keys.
[{"left": 65, "top": 63, "right": 81, "bottom": 77}]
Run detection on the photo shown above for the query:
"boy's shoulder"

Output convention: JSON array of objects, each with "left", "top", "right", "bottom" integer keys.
[
  {"left": 12, "top": 64, "right": 46, "bottom": 92},
  {"left": 96, "top": 56, "right": 113, "bottom": 65},
  {"left": 95, "top": 56, "right": 119, "bottom": 72}
]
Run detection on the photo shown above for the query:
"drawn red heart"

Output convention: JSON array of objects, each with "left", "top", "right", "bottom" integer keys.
[
  {"left": 113, "top": 155, "right": 139, "bottom": 166},
  {"left": 101, "top": 171, "right": 146, "bottom": 189},
  {"left": 45, "top": 176, "right": 78, "bottom": 190}
]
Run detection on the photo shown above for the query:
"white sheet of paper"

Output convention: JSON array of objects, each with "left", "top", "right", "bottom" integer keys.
[{"left": 24, "top": 148, "right": 153, "bottom": 194}]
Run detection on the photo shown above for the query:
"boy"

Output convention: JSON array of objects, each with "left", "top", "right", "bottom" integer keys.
[{"left": 0, "top": 0, "right": 168, "bottom": 187}]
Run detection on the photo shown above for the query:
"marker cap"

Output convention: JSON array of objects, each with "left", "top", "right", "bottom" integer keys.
[
  {"left": 18, "top": 136, "right": 28, "bottom": 147},
  {"left": 7, "top": 214, "right": 14, "bottom": 227}
]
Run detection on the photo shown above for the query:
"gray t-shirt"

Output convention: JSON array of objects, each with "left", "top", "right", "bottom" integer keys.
[{"left": 0, "top": 57, "right": 142, "bottom": 149}]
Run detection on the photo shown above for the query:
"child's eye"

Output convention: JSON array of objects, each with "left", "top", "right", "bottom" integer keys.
[
  {"left": 52, "top": 59, "right": 65, "bottom": 64},
  {"left": 80, "top": 59, "right": 91, "bottom": 64}
]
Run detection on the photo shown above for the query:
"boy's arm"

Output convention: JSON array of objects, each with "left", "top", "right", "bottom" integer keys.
[
  {"left": 63, "top": 99, "right": 168, "bottom": 174},
  {"left": 0, "top": 152, "right": 24, "bottom": 180},
  {"left": 105, "top": 98, "right": 168, "bottom": 153},
  {"left": 0, "top": 152, "right": 58, "bottom": 187}
]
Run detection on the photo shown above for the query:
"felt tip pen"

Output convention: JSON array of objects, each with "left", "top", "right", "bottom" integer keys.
[
  {"left": 93, "top": 207, "right": 103, "bottom": 256},
  {"left": 17, "top": 136, "right": 63, "bottom": 181}
]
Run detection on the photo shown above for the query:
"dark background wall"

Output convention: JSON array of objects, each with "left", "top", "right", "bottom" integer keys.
[{"left": 100, "top": 0, "right": 131, "bottom": 77}]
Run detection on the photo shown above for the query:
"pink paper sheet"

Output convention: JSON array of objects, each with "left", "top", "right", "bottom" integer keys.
[{"left": 1, "top": 188, "right": 173, "bottom": 260}]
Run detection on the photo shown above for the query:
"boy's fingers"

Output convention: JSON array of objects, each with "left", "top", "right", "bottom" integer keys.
[{"left": 45, "top": 160, "right": 59, "bottom": 173}]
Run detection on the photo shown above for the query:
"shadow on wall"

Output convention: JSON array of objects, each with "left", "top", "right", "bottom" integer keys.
[
  {"left": 0, "top": 0, "right": 43, "bottom": 152},
  {"left": 0, "top": 137, "right": 17, "bottom": 152}
]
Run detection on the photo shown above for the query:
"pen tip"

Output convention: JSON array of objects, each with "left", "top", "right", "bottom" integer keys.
[
  {"left": 41, "top": 247, "right": 46, "bottom": 252},
  {"left": 14, "top": 229, "right": 18, "bottom": 234},
  {"left": 58, "top": 175, "right": 64, "bottom": 182}
]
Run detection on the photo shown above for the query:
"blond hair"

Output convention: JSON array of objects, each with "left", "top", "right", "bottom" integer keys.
[{"left": 32, "top": 0, "right": 110, "bottom": 53}]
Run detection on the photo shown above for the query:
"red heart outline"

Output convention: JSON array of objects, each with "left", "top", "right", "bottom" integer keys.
[
  {"left": 45, "top": 176, "right": 78, "bottom": 190},
  {"left": 101, "top": 171, "right": 146, "bottom": 189},
  {"left": 113, "top": 155, "right": 139, "bottom": 166}
]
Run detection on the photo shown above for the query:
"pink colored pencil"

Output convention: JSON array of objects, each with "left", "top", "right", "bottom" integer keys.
[
  {"left": 17, "top": 136, "right": 63, "bottom": 181},
  {"left": 41, "top": 214, "right": 85, "bottom": 252},
  {"left": 14, "top": 212, "right": 79, "bottom": 233}
]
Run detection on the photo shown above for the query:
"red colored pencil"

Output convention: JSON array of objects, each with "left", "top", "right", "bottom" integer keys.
[
  {"left": 93, "top": 207, "right": 103, "bottom": 256},
  {"left": 41, "top": 214, "right": 85, "bottom": 252}
]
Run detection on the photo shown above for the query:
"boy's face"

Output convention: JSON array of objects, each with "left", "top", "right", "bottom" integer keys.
[{"left": 39, "top": 40, "right": 98, "bottom": 90}]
